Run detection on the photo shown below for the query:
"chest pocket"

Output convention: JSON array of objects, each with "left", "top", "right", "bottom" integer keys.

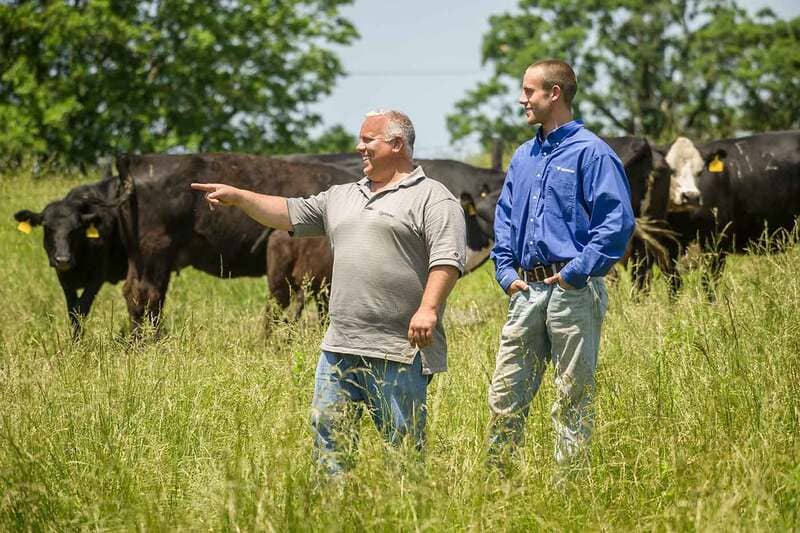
[{"left": 544, "top": 166, "right": 576, "bottom": 221}]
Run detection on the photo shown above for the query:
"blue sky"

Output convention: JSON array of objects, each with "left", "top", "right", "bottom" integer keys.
[{"left": 311, "top": 0, "right": 800, "bottom": 159}]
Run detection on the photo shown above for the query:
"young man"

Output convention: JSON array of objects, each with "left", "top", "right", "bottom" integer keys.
[
  {"left": 487, "top": 60, "right": 635, "bottom": 466},
  {"left": 192, "top": 110, "right": 466, "bottom": 475}
]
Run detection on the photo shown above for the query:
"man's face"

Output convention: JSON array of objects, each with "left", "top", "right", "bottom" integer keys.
[
  {"left": 519, "top": 67, "right": 554, "bottom": 126},
  {"left": 356, "top": 115, "right": 398, "bottom": 177}
]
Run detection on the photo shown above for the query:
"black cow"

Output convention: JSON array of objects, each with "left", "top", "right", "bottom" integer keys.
[
  {"left": 114, "top": 153, "right": 355, "bottom": 332},
  {"left": 660, "top": 131, "right": 800, "bottom": 296},
  {"left": 14, "top": 176, "right": 130, "bottom": 338}
]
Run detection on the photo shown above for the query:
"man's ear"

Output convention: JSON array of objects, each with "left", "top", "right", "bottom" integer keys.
[
  {"left": 391, "top": 137, "right": 405, "bottom": 154},
  {"left": 551, "top": 84, "right": 562, "bottom": 102},
  {"left": 14, "top": 209, "right": 43, "bottom": 226}
]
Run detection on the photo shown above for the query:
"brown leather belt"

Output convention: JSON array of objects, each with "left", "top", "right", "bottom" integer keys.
[{"left": 517, "top": 261, "right": 570, "bottom": 283}]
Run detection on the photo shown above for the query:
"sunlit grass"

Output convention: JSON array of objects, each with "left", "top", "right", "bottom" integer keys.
[{"left": 1, "top": 174, "right": 799, "bottom": 530}]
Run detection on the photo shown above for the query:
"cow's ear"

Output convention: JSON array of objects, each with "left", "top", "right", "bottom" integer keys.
[
  {"left": 80, "top": 212, "right": 100, "bottom": 223},
  {"left": 14, "top": 209, "right": 43, "bottom": 226},
  {"left": 460, "top": 193, "right": 477, "bottom": 216},
  {"left": 80, "top": 213, "right": 102, "bottom": 239},
  {"left": 706, "top": 149, "right": 727, "bottom": 173},
  {"left": 711, "top": 149, "right": 727, "bottom": 161}
]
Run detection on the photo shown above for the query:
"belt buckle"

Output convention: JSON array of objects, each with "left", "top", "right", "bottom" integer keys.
[{"left": 533, "top": 264, "right": 548, "bottom": 281}]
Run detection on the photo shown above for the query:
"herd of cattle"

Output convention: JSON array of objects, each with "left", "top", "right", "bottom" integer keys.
[{"left": 13, "top": 130, "right": 800, "bottom": 338}]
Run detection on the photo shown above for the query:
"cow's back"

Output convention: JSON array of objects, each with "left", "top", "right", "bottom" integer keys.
[
  {"left": 603, "top": 136, "right": 655, "bottom": 218},
  {"left": 702, "top": 131, "right": 800, "bottom": 218},
  {"left": 118, "top": 153, "right": 355, "bottom": 278}
]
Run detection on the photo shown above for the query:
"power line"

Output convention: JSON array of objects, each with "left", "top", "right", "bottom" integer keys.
[{"left": 345, "top": 69, "right": 485, "bottom": 77}]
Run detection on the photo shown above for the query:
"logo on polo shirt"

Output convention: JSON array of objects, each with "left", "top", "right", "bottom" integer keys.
[{"left": 555, "top": 165, "right": 575, "bottom": 174}]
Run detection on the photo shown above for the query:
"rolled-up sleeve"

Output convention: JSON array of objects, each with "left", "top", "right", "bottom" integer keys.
[
  {"left": 286, "top": 190, "right": 329, "bottom": 238},
  {"left": 560, "top": 154, "right": 635, "bottom": 288},
  {"left": 424, "top": 198, "right": 466, "bottom": 274}
]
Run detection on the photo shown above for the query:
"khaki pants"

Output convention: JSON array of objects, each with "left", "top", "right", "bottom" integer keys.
[{"left": 487, "top": 278, "right": 608, "bottom": 464}]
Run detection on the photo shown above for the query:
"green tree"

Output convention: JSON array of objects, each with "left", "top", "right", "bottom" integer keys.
[
  {"left": 447, "top": 0, "right": 800, "bottom": 151},
  {"left": 300, "top": 124, "right": 355, "bottom": 154},
  {"left": 0, "top": 0, "right": 357, "bottom": 169}
]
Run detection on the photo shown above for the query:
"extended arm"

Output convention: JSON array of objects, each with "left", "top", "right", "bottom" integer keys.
[{"left": 190, "top": 182, "right": 292, "bottom": 231}]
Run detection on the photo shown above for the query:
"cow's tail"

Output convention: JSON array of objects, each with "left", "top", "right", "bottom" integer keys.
[
  {"left": 632, "top": 216, "right": 680, "bottom": 270},
  {"left": 251, "top": 228, "right": 274, "bottom": 255},
  {"left": 114, "top": 154, "right": 141, "bottom": 271}
]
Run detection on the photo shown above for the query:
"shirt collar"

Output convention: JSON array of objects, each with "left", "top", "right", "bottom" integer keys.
[
  {"left": 533, "top": 120, "right": 583, "bottom": 154},
  {"left": 357, "top": 165, "right": 427, "bottom": 197}
]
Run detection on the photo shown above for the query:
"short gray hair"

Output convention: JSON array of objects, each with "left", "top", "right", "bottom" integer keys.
[{"left": 365, "top": 109, "right": 415, "bottom": 157}]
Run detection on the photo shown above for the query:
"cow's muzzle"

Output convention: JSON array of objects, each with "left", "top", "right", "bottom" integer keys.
[
  {"left": 52, "top": 255, "right": 74, "bottom": 272},
  {"left": 681, "top": 190, "right": 702, "bottom": 206}
]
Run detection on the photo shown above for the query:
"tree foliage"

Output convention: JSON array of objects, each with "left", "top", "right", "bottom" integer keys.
[
  {"left": 0, "top": 0, "right": 358, "bottom": 169},
  {"left": 447, "top": 0, "right": 800, "bottom": 150}
]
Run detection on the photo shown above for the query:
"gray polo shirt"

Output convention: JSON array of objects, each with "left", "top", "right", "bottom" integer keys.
[{"left": 286, "top": 165, "right": 466, "bottom": 374}]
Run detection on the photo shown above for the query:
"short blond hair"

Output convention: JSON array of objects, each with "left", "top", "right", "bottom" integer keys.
[{"left": 528, "top": 59, "right": 578, "bottom": 106}]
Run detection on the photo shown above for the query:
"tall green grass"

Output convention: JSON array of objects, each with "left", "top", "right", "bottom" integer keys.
[{"left": 1, "top": 174, "right": 798, "bottom": 531}]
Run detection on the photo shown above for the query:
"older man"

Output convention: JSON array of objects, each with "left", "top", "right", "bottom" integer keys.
[
  {"left": 192, "top": 110, "right": 466, "bottom": 475},
  {"left": 487, "top": 60, "right": 635, "bottom": 467}
]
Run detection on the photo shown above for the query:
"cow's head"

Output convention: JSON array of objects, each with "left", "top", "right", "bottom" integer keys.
[
  {"left": 461, "top": 192, "right": 490, "bottom": 253},
  {"left": 461, "top": 188, "right": 500, "bottom": 272},
  {"left": 665, "top": 137, "right": 704, "bottom": 209},
  {"left": 15, "top": 195, "right": 115, "bottom": 273}
]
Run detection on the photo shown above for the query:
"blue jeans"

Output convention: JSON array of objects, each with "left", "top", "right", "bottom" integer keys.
[
  {"left": 310, "top": 350, "right": 429, "bottom": 475},
  {"left": 488, "top": 279, "right": 608, "bottom": 465}
]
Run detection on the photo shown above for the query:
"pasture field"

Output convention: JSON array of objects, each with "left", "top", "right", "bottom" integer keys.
[{"left": 1, "top": 172, "right": 799, "bottom": 531}]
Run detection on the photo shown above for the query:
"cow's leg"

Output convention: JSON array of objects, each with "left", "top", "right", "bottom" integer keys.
[
  {"left": 629, "top": 241, "right": 653, "bottom": 296},
  {"left": 666, "top": 267, "right": 684, "bottom": 300},
  {"left": 702, "top": 251, "right": 727, "bottom": 303},
  {"left": 70, "top": 281, "right": 103, "bottom": 338},
  {"left": 315, "top": 283, "right": 330, "bottom": 320},
  {"left": 123, "top": 258, "right": 172, "bottom": 336},
  {"left": 662, "top": 238, "right": 683, "bottom": 301},
  {"left": 290, "top": 285, "right": 306, "bottom": 321},
  {"left": 268, "top": 276, "right": 292, "bottom": 310},
  {"left": 60, "top": 284, "right": 82, "bottom": 340}
]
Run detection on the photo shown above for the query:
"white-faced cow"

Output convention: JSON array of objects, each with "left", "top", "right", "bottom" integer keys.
[
  {"left": 663, "top": 130, "right": 800, "bottom": 296},
  {"left": 14, "top": 176, "right": 131, "bottom": 338}
]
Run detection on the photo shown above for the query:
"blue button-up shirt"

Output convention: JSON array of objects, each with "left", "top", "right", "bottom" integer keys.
[{"left": 492, "top": 120, "right": 635, "bottom": 291}]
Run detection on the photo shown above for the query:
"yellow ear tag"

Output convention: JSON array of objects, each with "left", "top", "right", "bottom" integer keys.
[
  {"left": 86, "top": 223, "right": 100, "bottom": 239},
  {"left": 708, "top": 156, "right": 724, "bottom": 173},
  {"left": 467, "top": 204, "right": 477, "bottom": 216},
  {"left": 17, "top": 221, "right": 33, "bottom": 234}
]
